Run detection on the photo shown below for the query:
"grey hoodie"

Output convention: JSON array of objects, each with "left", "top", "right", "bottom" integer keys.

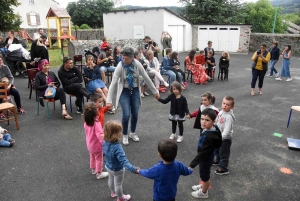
[{"left": 215, "top": 110, "right": 236, "bottom": 140}]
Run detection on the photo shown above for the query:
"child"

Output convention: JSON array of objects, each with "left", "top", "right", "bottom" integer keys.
[
  {"left": 214, "top": 96, "right": 235, "bottom": 175},
  {"left": 205, "top": 50, "right": 215, "bottom": 80},
  {"left": 100, "top": 37, "right": 110, "bottom": 51},
  {"left": 83, "top": 102, "right": 108, "bottom": 180},
  {"left": 204, "top": 41, "right": 215, "bottom": 57},
  {"left": 90, "top": 93, "right": 111, "bottom": 127},
  {"left": 195, "top": 50, "right": 206, "bottom": 65},
  {"left": 1, "top": 77, "right": 14, "bottom": 96},
  {"left": 189, "top": 108, "right": 222, "bottom": 199},
  {"left": 103, "top": 121, "right": 139, "bottom": 201},
  {"left": 187, "top": 91, "right": 218, "bottom": 129},
  {"left": 158, "top": 81, "right": 190, "bottom": 142},
  {"left": 0, "top": 126, "right": 15, "bottom": 147},
  {"left": 137, "top": 139, "right": 193, "bottom": 201},
  {"left": 169, "top": 51, "right": 188, "bottom": 88},
  {"left": 219, "top": 52, "right": 230, "bottom": 80}
]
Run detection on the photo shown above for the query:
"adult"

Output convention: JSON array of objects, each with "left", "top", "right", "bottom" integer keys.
[
  {"left": 143, "top": 36, "right": 159, "bottom": 61},
  {"left": 144, "top": 50, "right": 169, "bottom": 90},
  {"left": 33, "top": 28, "right": 49, "bottom": 46},
  {"left": 251, "top": 43, "right": 270, "bottom": 96},
  {"left": 0, "top": 55, "right": 26, "bottom": 114},
  {"left": 266, "top": 41, "right": 280, "bottom": 78},
  {"left": 106, "top": 47, "right": 160, "bottom": 145},
  {"left": 97, "top": 46, "right": 116, "bottom": 84},
  {"left": 275, "top": 45, "right": 292, "bottom": 82},
  {"left": 161, "top": 31, "right": 172, "bottom": 57},
  {"left": 219, "top": 51, "right": 230, "bottom": 80},
  {"left": 185, "top": 50, "right": 209, "bottom": 84},
  {"left": 58, "top": 57, "right": 91, "bottom": 114},
  {"left": 162, "top": 48, "right": 182, "bottom": 84},
  {"left": 35, "top": 59, "right": 72, "bottom": 120},
  {"left": 113, "top": 46, "right": 121, "bottom": 66},
  {"left": 30, "top": 35, "right": 48, "bottom": 63},
  {"left": 4, "top": 30, "right": 19, "bottom": 48},
  {"left": 204, "top": 41, "right": 214, "bottom": 57}
]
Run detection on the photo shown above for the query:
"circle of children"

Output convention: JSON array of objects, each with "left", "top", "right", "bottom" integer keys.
[{"left": 0, "top": 33, "right": 234, "bottom": 201}]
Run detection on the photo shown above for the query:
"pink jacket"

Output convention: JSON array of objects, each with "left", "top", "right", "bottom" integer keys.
[{"left": 84, "top": 120, "right": 104, "bottom": 154}]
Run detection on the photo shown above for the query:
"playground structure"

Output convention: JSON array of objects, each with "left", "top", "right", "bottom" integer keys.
[{"left": 46, "top": 7, "right": 75, "bottom": 51}]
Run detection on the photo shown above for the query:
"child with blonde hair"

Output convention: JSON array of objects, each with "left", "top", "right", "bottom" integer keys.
[
  {"left": 83, "top": 102, "right": 108, "bottom": 179},
  {"left": 103, "top": 121, "right": 139, "bottom": 201}
]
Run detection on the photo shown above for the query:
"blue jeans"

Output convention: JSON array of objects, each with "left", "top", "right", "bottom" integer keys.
[
  {"left": 214, "top": 139, "right": 232, "bottom": 172},
  {"left": 163, "top": 70, "right": 182, "bottom": 84},
  {"left": 269, "top": 60, "right": 278, "bottom": 76},
  {"left": 0, "top": 133, "right": 12, "bottom": 147},
  {"left": 100, "top": 66, "right": 116, "bottom": 73},
  {"left": 119, "top": 88, "right": 140, "bottom": 135}
]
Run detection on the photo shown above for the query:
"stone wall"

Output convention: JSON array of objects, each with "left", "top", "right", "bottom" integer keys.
[
  {"left": 68, "top": 39, "right": 144, "bottom": 61},
  {"left": 192, "top": 26, "right": 198, "bottom": 50},
  {"left": 249, "top": 33, "right": 300, "bottom": 54}
]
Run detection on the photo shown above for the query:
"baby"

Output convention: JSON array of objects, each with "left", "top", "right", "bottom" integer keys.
[{"left": 0, "top": 126, "right": 15, "bottom": 147}]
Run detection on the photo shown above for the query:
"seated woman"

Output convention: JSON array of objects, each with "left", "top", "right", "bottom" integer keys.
[
  {"left": 35, "top": 59, "right": 72, "bottom": 120},
  {"left": 4, "top": 30, "right": 19, "bottom": 48},
  {"left": 185, "top": 50, "right": 209, "bottom": 84},
  {"left": 169, "top": 51, "right": 188, "bottom": 88},
  {"left": 144, "top": 50, "right": 169, "bottom": 90},
  {"left": 34, "top": 38, "right": 49, "bottom": 68}
]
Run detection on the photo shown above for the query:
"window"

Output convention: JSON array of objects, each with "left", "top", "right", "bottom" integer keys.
[
  {"left": 29, "top": 0, "right": 34, "bottom": 3},
  {"left": 26, "top": 12, "right": 40, "bottom": 26}
]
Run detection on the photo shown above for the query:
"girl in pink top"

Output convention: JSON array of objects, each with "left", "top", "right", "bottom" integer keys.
[{"left": 83, "top": 102, "right": 109, "bottom": 179}]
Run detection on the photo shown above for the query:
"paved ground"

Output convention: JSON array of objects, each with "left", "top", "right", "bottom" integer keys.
[{"left": 1, "top": 52, "right": 300, "bottom": 201}]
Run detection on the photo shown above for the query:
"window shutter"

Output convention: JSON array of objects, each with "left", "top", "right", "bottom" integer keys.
[
  {"left": 27, "top": 13, "right": 31, "bottom": 25},
  {"left": 36, "top": 14, "right": 40, "bottom": 25}
]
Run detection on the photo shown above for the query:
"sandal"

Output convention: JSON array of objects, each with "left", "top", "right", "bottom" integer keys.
[
  {"left": 251, "top": 91, "right": 255, "bottom": 96},
  {"left": 258, "top": 91, "right": 263, "bottom": 95},
  {"left": 17, "top": 108, "right": 26, "bottom": 114},
  {"left": 62, "top": 109, "right": 73, "bottom": 120}
]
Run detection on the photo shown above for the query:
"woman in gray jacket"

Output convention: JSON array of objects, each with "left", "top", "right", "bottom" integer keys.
[{"left": 106, "top": 47, "right": 160, "bottom": 145}]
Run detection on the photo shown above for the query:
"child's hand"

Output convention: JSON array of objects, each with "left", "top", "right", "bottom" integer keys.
[
  {"left": 188, "top": 167, "right": 193, "bottom": 171},
  {"left": 3, "top": 129, "right": 8, "bottom": 133},
  {"left": 186, "top": 115, "right": 190, "bottom": 119},
  {"left": 135, "top": 167, "right": 140, "bottom": 174}
]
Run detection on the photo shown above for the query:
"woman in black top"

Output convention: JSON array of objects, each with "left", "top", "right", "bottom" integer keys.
[
  {"left": 35, "top": 59, "right": 72, "bottom": 120},
  {"left": 33, "top": 38, "right": 49, "bottom": 62},
  {"left": 4, "top": 30, "right": 19, "bottom": 48},
  {"left": 219, "top": 52, "right": 230, "bottom": 80}
]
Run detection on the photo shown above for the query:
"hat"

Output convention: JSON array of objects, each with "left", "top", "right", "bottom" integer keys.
[
  {"left": 208, "top": 41, "right": 213, "bottom": 44},
  {"left": 273, "top": 41, "right": 278, "bottom": 45}
]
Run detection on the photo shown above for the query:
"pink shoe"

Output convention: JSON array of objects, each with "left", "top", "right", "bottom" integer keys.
[
  {"left": 183, "top": 82, "right": 188, "bottom": 87},
  {"left": 117, "top": 194, "right": 131, "bottom": 201},
  {"left": 111, "top": 191, "right": 117, "bottom": 198}
]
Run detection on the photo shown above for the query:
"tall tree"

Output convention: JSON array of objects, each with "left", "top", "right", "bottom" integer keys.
[
  {"left": 179, "top": 0, "right": 244, "bottom": 24},
  {"left": 0, "top": 0, "right": 22, "bottom": 32},
  {"left": 242, "top": 0, "right": 286, "bottom": 33},
  {"left": 67, "top": 0, "right": 114, "bottom": 28}
]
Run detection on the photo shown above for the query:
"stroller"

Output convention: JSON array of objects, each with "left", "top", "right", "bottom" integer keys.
[{"left": 83, "top": 49, "right": 98, "bottom": 63}]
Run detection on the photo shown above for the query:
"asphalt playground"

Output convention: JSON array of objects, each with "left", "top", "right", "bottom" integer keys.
[{"left": 1, "top": 52, "right": 300, "bottom": 201}]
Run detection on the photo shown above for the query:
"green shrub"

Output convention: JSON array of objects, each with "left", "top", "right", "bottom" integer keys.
[{"left": 79, "top": 24, "right": 92, "bottom": 29}]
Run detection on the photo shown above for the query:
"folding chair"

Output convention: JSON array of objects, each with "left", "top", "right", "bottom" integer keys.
[
  {"left": 37, "top": 96, "right": 56, "bottom": 119},
  {"left": 287, "top": 106, "right": 300, "bottom": 128},
  {"left": 27, "top": 68, "right": 39, "bottom": 101},
  {"left": 184, "top": 60, "right": 193, "bottom": 82}
]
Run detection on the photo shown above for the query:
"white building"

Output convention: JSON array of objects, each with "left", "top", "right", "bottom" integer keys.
[
  {"left": 103, "top": 7, "right": 193, "bottom": 52},
  {"left": 13, "top": 0, "right": 60, "bottom": 28}
]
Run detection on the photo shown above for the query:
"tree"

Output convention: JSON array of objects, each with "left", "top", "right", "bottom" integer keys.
[
  {"left": 282, "top": 12, "right": 300, "bottom": 25},
  {"left": 0, "top": 0, "right": 22, "bottom": 32},
  {"left": 242, "top": 0, "right": 286, "bottom": 33},
  {"left": 67, "top": 0, "right": 114, "bottom": 28},
  {"left": 179, "top": 0, "right": 244, "bottom": 24}
]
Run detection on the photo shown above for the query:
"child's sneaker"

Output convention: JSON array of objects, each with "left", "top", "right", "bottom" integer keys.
[
  {"left": 183, "top": 82, "right": 188, "bottom": 87},
  {"left": 123, "top": 135, "right": 129, "bottom": 145},
  {"left": 212, "top": 161, "right": 219, "bottom": 166},
  {"left": 9, "top": 142, "right": 14, "bottom": 147},
  {"left": 176, "top": 136, "right": 183, "bottom": 143},
  {"left": 91, "top": 169, "right": 97, "bottom": 175},
  {"left": 109, "top": 106, "right": 116, "bottom": 114},
  {"left": 192, "top": 184, "right": 202, "bottom": 191},
  {"left": 111, "top": 191, "right": 117, "bottom": 198},
  {"left": 191, "top": 190, "right": 208, "bottom": 199},
  {"left": 214, "top": 168, "right": 229, "bottom": 175},
  {"left": 275, "top": 73, "right": 279, "bottom": 77},
  {"left": 169, "top": 133, "right": 176, "bottom": 140},
  {"left": 117, "top": 194, "right": 131, "bottom": 201},
  {"left": 96, "top": 172, "right": 109, "bottom": 179}
]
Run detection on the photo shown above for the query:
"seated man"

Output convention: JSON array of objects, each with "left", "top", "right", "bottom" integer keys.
[
  {"left": 33, "top": 28, "right": 49, "bottom": 46},
  {"left": 97, "top": 46, "right": 116, "bottom": 84},
  {"left": 143, "top": 36, "right": 159, "bottom": 61},
  {"left": 162, "top": 48, "right": 182, "bottom": 85},
  {"left": 58, "top": 57, "right": 91, "bottom": 115}
]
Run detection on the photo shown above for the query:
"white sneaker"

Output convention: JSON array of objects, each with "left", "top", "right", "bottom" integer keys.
[
  {"left": 266, "top": 74, "right": 272, "bottom": 77},
  {"left": 169, "top": 133, "right": 176, "bottom": 140},
  {"left": 91, "top": 169, "right": 97, "bottom": 175},
  {"left": 177, "top": 136, "right": 183, "bottom": 143},
  {"left": 286, "top": 78, "right": 292, "bottom": 82},
  {"left": 109, "top": 106, "right": 116, "bottom": 114},
  {"left": 116, "top": 194, "right": 131, "bottom": 201},
  {"left": 96, "top": 172, "right": 108, "bottom": 179},
  {"left": 191, "top": 189, "right": 208, "bottom": 199},
  {"left": 163, "top": 81, "right": 169, "bottom": 87},
  {"left": 275, "top": 78, "right": 282, "bottom": 81},
  {"left": 275, "top": 73, "right": 279, "bottom": 77},
  {"left": 129, "top": 132, "right": 139, "bottom": 142},
  {"left": 123, "top": 135, "right": 129, "bottom": 145},
  {"left": 143, "top": 92, "right": 150, "bottom": 96},
  {"left": 192, "top": 184, "right": 202, "bottom": 191}
]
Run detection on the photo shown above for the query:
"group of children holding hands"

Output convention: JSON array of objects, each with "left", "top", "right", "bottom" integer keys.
[{"left": 82, "top": 80, "right": 236, "bottom": 200}]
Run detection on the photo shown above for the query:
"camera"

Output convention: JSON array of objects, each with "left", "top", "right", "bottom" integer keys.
[
  {"left": 148, "top": 41, "right": 153, "bottom": 45},
  {"left": 257, "top": 49, "right": 261, "bottom": 55}
]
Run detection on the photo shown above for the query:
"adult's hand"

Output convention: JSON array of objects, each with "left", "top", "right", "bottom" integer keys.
[{"left": 155, "top": 93, "right": 160, "bottom": 100}]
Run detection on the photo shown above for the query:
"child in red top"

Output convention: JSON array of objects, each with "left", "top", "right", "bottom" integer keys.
[
  {"left": 83, "top": 102, "right": 109, "bottom": 179},
  {"left": 100, "top": 37, "right": 110, "bottom": 51},
  {"left": 90, "top": 93, "right": 111, "bottom": 127},
  {"left": 195, "top": 50, "right": 206, "bottom": 65}
]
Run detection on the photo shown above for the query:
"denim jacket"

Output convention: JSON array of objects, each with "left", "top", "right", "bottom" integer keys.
[
  {"left": 103, "top": 140, "right": 137, "bottom": 173},
  {"left": 83, "top": 65, "right": 101, "bottom": 81}
]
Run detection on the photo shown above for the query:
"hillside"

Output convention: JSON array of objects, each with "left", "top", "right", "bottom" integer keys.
[{"left": 270, "top": 0, "right": 300, "bottom": 14}]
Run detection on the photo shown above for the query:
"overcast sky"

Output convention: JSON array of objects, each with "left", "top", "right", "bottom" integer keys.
[{"left": 59, "top": 0, "right": 258, "bottom": 8}]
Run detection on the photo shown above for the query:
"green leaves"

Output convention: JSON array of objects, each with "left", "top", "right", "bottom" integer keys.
[
  {"left": 67, "top": 0, "right": 114, "bottom": 28},
  {"left": 0, "top": 0, "right": 22, "bottom": 32}
]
